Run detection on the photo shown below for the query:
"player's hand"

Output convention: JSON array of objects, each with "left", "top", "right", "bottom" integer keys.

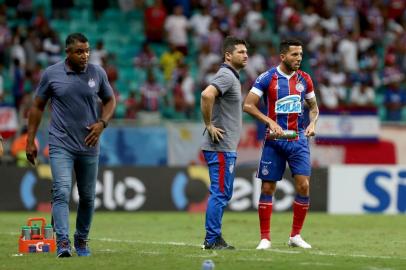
[
  {"left": 26, "top": 142, "right": 38, "bottom": 166},
  {"left": 305, "top": 122, "right": 316, "bottom": 137},
  {"left": 267, "top": 120, "right": 284, "bottom": 137},
  {"left": 85, "top": 122, "right": 104, "bottom": 147},
  {"left": 206, "top": 124, "right": 225, "bottom": 143}
]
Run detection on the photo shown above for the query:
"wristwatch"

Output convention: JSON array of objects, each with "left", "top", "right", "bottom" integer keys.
[{"left": 98, "top": 119, "right": 108, "bottom": 128}]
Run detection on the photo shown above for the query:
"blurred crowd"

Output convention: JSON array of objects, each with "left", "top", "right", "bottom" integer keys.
[
  {"left": 0, "top": 0, "right": 406, "bottom": 164},
  {"left": 1, "top": 0, "right": 406, "bottom": 122}
]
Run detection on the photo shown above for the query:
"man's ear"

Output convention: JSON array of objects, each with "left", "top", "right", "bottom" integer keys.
[{"left": 224, "top": 51, "right": 231, "bottom": 62}]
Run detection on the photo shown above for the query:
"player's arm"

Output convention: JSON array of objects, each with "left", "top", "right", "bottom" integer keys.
[
  {"left": 85, "top": 95, "right": 116, "bottom": 147},
  {"left": 26, "top": 97, "right": 47, "bottom": 165},
  {"left": 85, "top": 66, "right": 117, "bottom": 147},
  {"left": 243, "top": 92, "right": 283, "bottom": 136},
  {"left": 304, "top": 96, "right": 319, "bottom": 137},
  {"left": 201, "top": 85, "right": 224, "bottom": 142},
  {"left": 100, "top": 96, "right": 116, "bottom": 124}
]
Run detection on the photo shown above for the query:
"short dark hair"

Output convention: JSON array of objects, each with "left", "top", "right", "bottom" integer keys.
[
  {"left": 280, "top": 39, "right": 303, "bottom": 54},
  {"left": 66, "top": 33, "right": 88, "bottom": 48},
  {"left": 222, "top": 36, "right": 247, "bottom": 56}
]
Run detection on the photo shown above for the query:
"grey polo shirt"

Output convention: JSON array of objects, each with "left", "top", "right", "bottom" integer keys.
[
  {"left": 35, "top": 60, "right": 114, "bottom": 155},
  {"left": 201, "top": 64, "right": 242, "bottom": 152}
]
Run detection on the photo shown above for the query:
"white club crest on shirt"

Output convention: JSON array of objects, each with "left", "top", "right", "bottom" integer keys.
[
  {"left": 296, "top": 82, "right": 304, "bottom": 92},
  {"left": 88, "top": 78, "right": 96, "bottom": 88},
  {"left": 261, "top": 165, "right": 269, "bottom": 176},
  {"left": 229, "top": 163, "right": 234, "bottom": 174}
]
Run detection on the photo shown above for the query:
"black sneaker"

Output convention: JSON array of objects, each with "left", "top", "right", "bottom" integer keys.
[{"left": 203, "top": 236, "right": 235, "bottom": 250}]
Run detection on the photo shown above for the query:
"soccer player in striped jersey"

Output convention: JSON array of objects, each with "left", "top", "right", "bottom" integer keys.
[{"left": 243, "top": 39, "right": 319, "bottom": 249}]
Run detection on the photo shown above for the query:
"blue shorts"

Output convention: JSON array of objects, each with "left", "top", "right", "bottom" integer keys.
[{"left": 257, "top": 138, "right": 311, "bottom": 181}]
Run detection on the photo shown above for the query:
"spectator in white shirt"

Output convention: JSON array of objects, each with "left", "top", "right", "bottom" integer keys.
[
  {"left": 189, "top": 5, "right": 212, "bottom": 49},
  {"left": 164, "top": 5, "right": 189, "bottom": 55},
  {"left": 319, "top": 76, "right": 347, "bottom": 109},
  {"left": 89, "top": 40, "right": 107, "bottom": 66},
  {"left": 350, "top": 81, "right": 375, "bottom": 107},
  {"left": 337, "top": 31, "right": 359, "bottom": 73},
  {"left": 245, "top": 1, "right": 264, "bottom": 33}
]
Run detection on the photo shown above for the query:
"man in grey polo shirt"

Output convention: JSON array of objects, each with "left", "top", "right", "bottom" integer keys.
[
  {"left": 201, "top": 36, "right": 248, "bottom": 249},
  {"left": 26, "top": 33, "right": 116, "bottom": 257}
]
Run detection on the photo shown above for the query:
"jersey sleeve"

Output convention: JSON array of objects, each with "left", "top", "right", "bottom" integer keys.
[
  {"left": 210, "top": 70, "right": 234, "bottom": 96},
  {"left": 35, "top": 70, "right": 51, "bottom": 102},
  {"left": 250, "top": 71, "right": 270, "bottom": 98},
  {"left": 304, "top": 73, "right": 315, "bottom": 99},
  {"left": 97, "top": 66, "right": 114, "bottom": 101}
]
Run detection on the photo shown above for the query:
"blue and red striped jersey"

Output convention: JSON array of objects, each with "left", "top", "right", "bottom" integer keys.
[{"left": 250, "top": 66, "right": 315, "bottom": 139}]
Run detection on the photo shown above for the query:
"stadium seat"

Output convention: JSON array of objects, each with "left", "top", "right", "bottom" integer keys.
[
  {"left": 101, "top": 8, "right": 122, "bottom": 21},
  {"left": 402, "top": 107, "right": 406, "bottom": 121},
  {"left": 375, "top": 93, "right": 385, "bottom": 120},
  {"left": 115, "top": 80, "right": 130, "bottom": 96},
  {"left": 149, "top": 43, "right": 168, "bottom": 57},
  {"left": 33, "top": 0, "right": 51, "bottom": 16},
  {"left": 74, "top": 0, "right": 92, "bottom": 9},
  {"left": 114, "top": 102, "right": 126, "bottom": 119}
]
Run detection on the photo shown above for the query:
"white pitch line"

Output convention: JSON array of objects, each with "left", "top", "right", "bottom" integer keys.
[
  {"left": 183, "top": 253, "right": 219, "bottom": 258},
  {"left": 300, "top": 262, "right": 334, "bottom": 266},
  {"left": 3, "top": 232, "right": 405, "bottom": 262},
  {"left": 138, "top": 251, "right": 162, "bottom": 256},
  {"left": 98, "top": 249, "right": 116, "bottom": 253},
  {"left": 96, "top": 237, "right": 199, "bottom": 247},
  {"left": 366, "top": 267, "right": 394, "bottom": 270},
  {"left": 240, "top": 247, "right": 406, "bottom": 261},
  {"left": 238, "top": 248, "right": 300, "bottom": 254},
  {"left": 94, "top": 238, "right": 406, "bottom": 261},
  {"left": 237, "top": 257, "right": 273, "bottom": 262},
  {"left": 2, "top": 232, "right": 19, "bottom": 236},
  {"left": 309, "top": 250, "right": 404, "bottom": 260}
]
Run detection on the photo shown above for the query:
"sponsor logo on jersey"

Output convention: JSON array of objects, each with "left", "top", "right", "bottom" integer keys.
[{"left": 275, "top": 95, "right": 301, "bottom": 114}]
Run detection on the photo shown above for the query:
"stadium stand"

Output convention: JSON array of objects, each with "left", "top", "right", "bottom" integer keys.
[{"left": 0, "top": 0, "right": 405, "bottom": 164}]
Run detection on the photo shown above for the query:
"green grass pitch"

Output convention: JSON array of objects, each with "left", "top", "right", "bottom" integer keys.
[{"left": 1, "top": 212, "right": 405, "bottom": 270}]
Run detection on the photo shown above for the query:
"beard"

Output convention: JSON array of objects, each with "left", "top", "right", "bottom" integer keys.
[
  {"left": 283, "top": 60, "right": 300, "bottom": 72},
  {"left": 68, "top": 59, "right": 87, "bottom": 72},
  {"left": 232, "top": 60, "right": 247, "bottom": 70}
]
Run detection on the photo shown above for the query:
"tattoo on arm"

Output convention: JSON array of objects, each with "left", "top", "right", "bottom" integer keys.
[{"left": 306, "top": 97, "right": 319, "bottom": 123}]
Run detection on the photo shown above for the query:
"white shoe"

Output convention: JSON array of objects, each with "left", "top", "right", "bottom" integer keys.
[
  {"left": 256, "top": 239, "right": 271, "bottom": 250},
  {"left": 288, "top": 235, "right": 312, "bottom": 249}
]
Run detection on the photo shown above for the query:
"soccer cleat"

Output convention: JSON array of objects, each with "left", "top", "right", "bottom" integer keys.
[
  {"left": 74, "top": 237, "right": 91, "bottom": 256},
  {"left": 57, "top": 240, "right": 72, "bottom": 258},
  {"left": 256, "top": 239, "right": 271, "bottom": 250},
  {"left": 202, "top": 236, "right": 235, "bottom": 250},
  {"left": 288, "top": 235, "right": 312, "bottom": 249}
]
